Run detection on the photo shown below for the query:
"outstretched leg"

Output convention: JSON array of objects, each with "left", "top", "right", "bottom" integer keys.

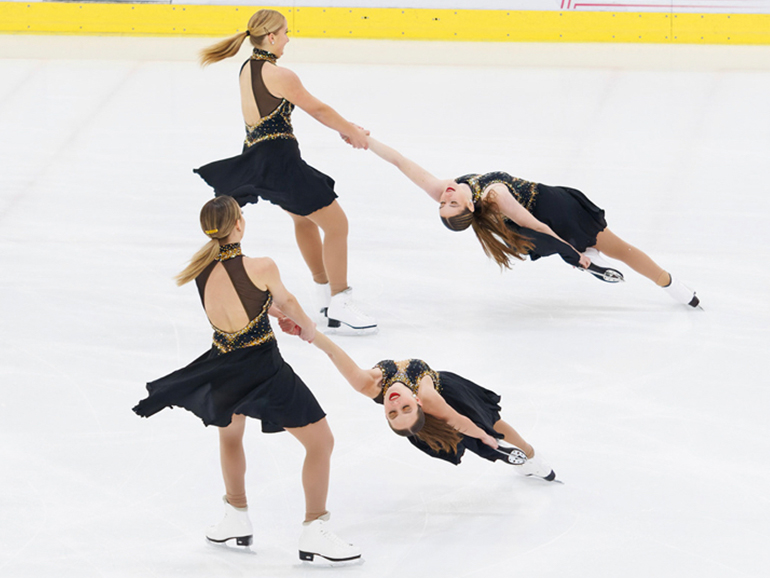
[
  {"left": 285, "top": 418, "right": 334, "bottom": 522},
  {"left": 493, "top": 419, "right": 534, "bottom": 459},
  {"left": 494, "top": 419, "right": 556, "bottom": 481},
  {"left": 593, "top": 228, "right": 670, "bottom": 286}
]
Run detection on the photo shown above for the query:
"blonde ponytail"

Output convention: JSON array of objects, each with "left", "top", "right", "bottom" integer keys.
[
  {"left": 175, "top": 240, "right": 220, "bottom": 286},
  {"left": 199, "top": 31, "right": 249, "bottom": 67},
  {"left": 175, "top": 196, "right": 242, "bottom": 285},
  {"left": 199, "top": 9, "right": 287, "bottom": 66}
]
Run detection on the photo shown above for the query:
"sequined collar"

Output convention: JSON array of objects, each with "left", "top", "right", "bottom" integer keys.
[
  {"left": 252, "top": 48, "right": 278, "bottom": 64},
  {"left": 382, "top": 368, "right": 413, "bottom": 394},
  {"left": 454, "top": 174, "right": 483, "bottom": 205},
  {"left": 467, "top": 177, "right": 484, "bottom": 205},
  {"left": 216, "top": 243, "right": 242, "bottom": 261}
]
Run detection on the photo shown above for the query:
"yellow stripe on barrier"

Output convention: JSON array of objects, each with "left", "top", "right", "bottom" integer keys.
[{"left": 0, "top": 3, "right": 768, "bottom": 45}]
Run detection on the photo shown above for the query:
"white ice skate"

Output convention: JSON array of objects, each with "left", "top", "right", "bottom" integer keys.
[
  {"left": 326, "top": 287, "right": 378, "bottom": 334},
  {"left": 205, "top": 497, "right": 253, "bottom": 547},
  {"left": 495, "top": 444, "right": 528, "bottom": 465},
  {"left": 663, "top": 275, "right": 700, "bottom": 308},
  {"left": 313, "top": 282, "right": 331, "bottom": 318},
  {"left": 582, "top": 248, "right": 624, "bottom": 283},
  {"left": 298, "top": 513, "right": 362, "bottom": 562},
  {"left": 516, "top": 452, "right": 558, "bottom": 482}
]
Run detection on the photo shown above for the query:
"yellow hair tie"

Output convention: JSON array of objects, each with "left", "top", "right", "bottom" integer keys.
[{"left": 205, "top": 228, "right": 218, "bottom": 235}]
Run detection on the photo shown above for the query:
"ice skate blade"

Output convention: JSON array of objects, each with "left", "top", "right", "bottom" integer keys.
[
  {"left": 206, "top": 534, "right": 253, "bottom": 547},
  {"left": 324, "top": 320, "right": 379, "bottom": 336},
  {"left": 299, "top": 550, "right": 362, "bottom": 563},
  {"left": 584, "top": 263, "right": 624, "bottom": 283},
  {"left": 524, "top": 470, "right": 561, "bottom": 483}
]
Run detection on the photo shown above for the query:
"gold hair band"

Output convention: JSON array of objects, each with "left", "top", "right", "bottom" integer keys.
[{"left": 205, "top": 228, "right": 218, "bottom": 235}]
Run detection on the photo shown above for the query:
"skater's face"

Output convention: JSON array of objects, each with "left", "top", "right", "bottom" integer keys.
[
  {"left": 264, "top": 21, "right": 290, "bottom": 57},
  {"left": 383, "top": 382, "right": 421, "bottom": 430},
  {"left": 438, "top": 182, "right": 474, "bottom": 219}
]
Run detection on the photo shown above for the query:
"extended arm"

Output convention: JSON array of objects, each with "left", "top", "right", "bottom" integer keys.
[
  {"left": 266, "top": 66, "right": 368, "bottom": 149},
  {"left": 419, "top": 382, "right": 498, "bottom": 448},
  {"left": 312, "top": 333, "right": 381, "bottom": 398},
  {"left": 247, "top": 257, "right": 316, "bottom": 342},
  {"left": 366, "top": 137, "right": 446, "bottom": 202}
]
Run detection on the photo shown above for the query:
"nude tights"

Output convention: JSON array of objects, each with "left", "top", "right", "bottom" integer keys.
[{"left": 218, "top": 415, "right": 334, "bottom": 522}]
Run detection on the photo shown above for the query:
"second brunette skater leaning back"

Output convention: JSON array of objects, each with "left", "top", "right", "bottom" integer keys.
[{"left": 364, "top": 136, "right": 700, "bottom": 308}]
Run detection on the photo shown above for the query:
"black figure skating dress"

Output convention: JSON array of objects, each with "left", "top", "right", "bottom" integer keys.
[
  {"left": 456, "top": 172, "right": 607, "bottom": 267},
  {"left": 194, "top": 48, "right": 337, "bottom": 216},
  {"left": 133, "top": 243, "right": 325, "bottom": 431},
  {"left": 372, "top": 359, "right": 507, "bottom": 465}
]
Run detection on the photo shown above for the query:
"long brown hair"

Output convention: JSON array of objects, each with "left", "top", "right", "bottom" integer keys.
[
  {"left": 199, "top": 9, "right": 287, "bottom": 66},
  {"left": 175, "top": 196, "right": 241, "bottom": 286},
  {"left": 391, "top": 408, "right": 463, "bottom": 454},
  {"left": 441, "top": 195, "right": 534, "bottom": 269}
]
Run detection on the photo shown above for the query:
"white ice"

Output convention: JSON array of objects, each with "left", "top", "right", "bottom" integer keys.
[{"left": 1, "top": 35, "right": 769, "bottom": 578}]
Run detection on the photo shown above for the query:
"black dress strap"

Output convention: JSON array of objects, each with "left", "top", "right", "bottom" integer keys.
[
  {"left": 194, "top": 255, "right": 269, "bottom": 321},
  {"left": 195, "top": 260, "right": 218, "bottom": 308},
  {"left": 239, "top": 58, "right": 283, "bottom": 119},
  {"left": 221, "top": 256, "right": 269, "bottom": 320}
]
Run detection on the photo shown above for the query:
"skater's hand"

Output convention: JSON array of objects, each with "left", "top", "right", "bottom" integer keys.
[
  {"left": 340, "top": 124, "right": 370, "bottom": 149},
  {"left": 481, "top": 433, "right": 499, "bottom": 449},
  {"left": 299, "top": 322, "right": 317, "bottom": 344},
  {"left": 277, "top": 315, "right": 301, "bottom": 336},
  {"left": 578, "top": 253, "right": 591, "bottom": 269}
]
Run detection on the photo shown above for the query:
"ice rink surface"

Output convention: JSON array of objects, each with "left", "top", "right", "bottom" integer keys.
[{"left": 1, "top": 34, "right": 769, "bottom": 577}]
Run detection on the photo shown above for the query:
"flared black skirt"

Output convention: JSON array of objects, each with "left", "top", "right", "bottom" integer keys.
[
  {"left": 133, "top": 340, "right": 325, "bottom": 432},
  {"left": 507, "top": 183, "right": 607, "bottom": 266},
  {"left": 407, "top": 371, "right": 507, "bottom": 465},
  {"left": 532, "top": 183, "right": 607, "bottom": 252},
  {"left": 194, "top": 138, "right": 337, "bottom": 216}
]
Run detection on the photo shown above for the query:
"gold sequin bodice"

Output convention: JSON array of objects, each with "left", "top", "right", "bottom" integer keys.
[
  {"left": 373, "top": 359, "right": 441, "bottom": 403},
  {"left": 204, "top": 243, "right": 276, "bottom": 355},
  {"left": 456, "top": 172, "right": 539, "bottom": 212},
  {"left": 211, "top": 293, "right": 275, "bottom": 354}
]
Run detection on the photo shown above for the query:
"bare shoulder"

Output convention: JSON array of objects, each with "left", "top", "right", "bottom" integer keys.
[
  {"left": 417, "top": 374, "right": 441, "bottom": 400},
  {"left": 485, "top": 182, "right": 509, "bottom": 196},
  {"left": 358, "top": 368, "right": 384, "bottom": 399},
  {"left": 243, "top": 255, "right": 276, "bottom": 272},
  {"left": 263, "top": 63, "right": 299, "bottom": 86},
  {"left": 242, "top": 256, "right": 278, "bottom": 289}
]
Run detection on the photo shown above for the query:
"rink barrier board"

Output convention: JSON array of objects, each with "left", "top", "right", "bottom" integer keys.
[{"left": 0, "top": 3, "right": 769, "bottom": 44}]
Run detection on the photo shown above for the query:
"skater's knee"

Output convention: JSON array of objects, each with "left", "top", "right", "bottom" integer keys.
[
  {"left": 219, "top": 434, "right": 244, "bottom": 453},
  {"left": 290, "top": 420, "right": 334, "bottom": 456},
  {"left": 327, "top": 212, "right": 348, "bottom": 237},
  {"left": 293, "top": 216, "right": 318, "bottom": 234},
  {"left": 314, "top": 429, "right": 334, "bottom": 457},
  {"left": 311, "top": 203, "right": 348, "bottom": 237}
]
